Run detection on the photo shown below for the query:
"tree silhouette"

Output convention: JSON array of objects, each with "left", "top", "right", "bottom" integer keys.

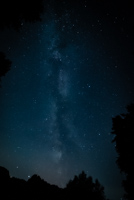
[
  {"left": 0, "top": 166, "right": 10, "bottom": 180},
  {"left": 27, "top": 174, "right": 47, "bottom": 199},
  {"left": 0, "top": 166, "right": 108, "bottom": 200},
  {"left": 0, "top": 0, "right": 45, "bottom": 85},
  {"left": 0, "top": 0, "right": 45, "bottom": 30},
  {"left": 0, "top": 166, "right": 10, "bottom": 198},
  {"left": 9, "top": 177, "right": 27, "bottom": 200},
  {"left": 111, "top": 103, "right": 134, "bottom": 200},
  {"left": 66, "top": 171, "right": 107, "bottom": 200},
  {"left": 27, "top": 174, "right": 61, "bottom": 199},
  {"left": 0, "top": 52, "right": 12, "bottom": 86}
]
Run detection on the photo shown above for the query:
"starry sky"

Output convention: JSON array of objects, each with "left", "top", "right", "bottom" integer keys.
[{"left": 0, "top": 1, "right": 134, "bottom": 200}]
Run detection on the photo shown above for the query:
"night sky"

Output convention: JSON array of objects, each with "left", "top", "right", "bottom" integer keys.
[{"left": 0, "top": 1, "right": 134, "bottom": 200}]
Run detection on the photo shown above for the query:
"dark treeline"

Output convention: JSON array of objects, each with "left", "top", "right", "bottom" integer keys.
[
  {"left": 0, "top": 166, "right": 108, "bottom": 200},
  {"left": 111, "top": 103, "right": 134, "bottom": 200}
]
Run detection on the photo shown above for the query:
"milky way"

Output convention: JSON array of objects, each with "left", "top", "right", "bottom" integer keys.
[{"left": 0, "top": 2, "right": 134, "bottom": 200}]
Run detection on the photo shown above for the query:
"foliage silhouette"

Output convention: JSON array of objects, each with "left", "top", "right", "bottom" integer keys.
[
  {"left": 111, "top": 103, "right": 134, "bottom": 200},
  {"left": 65, "top": 171, "right": 107, "bottom": 200},
  {"left": 0, "top": 166, "right": 10, "bottom": 180},
  {"left": 0, "top": 52, "right": 12, "bottom": 86},
  {"left": 0, "top": 166, "right": 10, "bottom": 198},
  {"left": 9, "top": 177, "right": 27, "bottom": 200},
  {"left": 0, "top": 0, "right": 45, "bottom": 30},
  {"left": 0, "top": 166, "right": 108, "bottom": 200},
  {"left": 0, "top": 0, "right": 45, "bottom": 85}
]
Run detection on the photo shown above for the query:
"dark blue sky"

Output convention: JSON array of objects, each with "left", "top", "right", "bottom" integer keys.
[{"left": 0, "top": 1, "right": 134, "bottom": 200}]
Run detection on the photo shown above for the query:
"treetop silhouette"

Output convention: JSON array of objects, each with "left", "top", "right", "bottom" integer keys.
[
  {"left": 0, "top": 0, "right": 45, "bottom": 30},
  {"left": 0, "top": 52, "right": 11, "bottom": 86},
  {"left": 111, "top": 103, "right": 134, "bottom": 200},
  {"left": 0, "top": 0, "right": 45, "bottom": 85},
  {"left": 66, "top": 171, "right": 107, "bottom": 200},
  {"left": 0, "top": 166, "right": 108, "bottom": 200}
]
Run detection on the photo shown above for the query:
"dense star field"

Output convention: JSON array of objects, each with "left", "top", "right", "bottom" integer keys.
[{"left": 0, "top": 1, "right": 134, "bottom": 200}]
